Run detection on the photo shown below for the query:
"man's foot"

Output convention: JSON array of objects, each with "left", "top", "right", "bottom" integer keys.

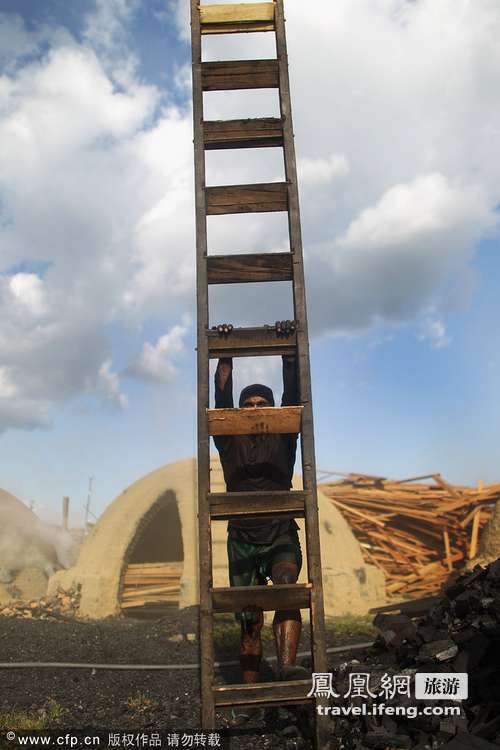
[{"left": 278, "top": 664, "right": 310, "bottom": 681}]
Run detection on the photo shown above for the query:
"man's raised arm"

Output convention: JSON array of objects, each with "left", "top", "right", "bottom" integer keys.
[
  {"left": 213, "top": 357, "right": 233, "bottom": 453},
  {"left": 215, "top": 357, "right": 233, "bottom": 408},
  {"left": 281, "top": 354, "right": 299, "bottom": 407}
]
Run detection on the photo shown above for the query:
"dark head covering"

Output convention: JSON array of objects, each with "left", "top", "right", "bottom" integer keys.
[{"left": 239, "top": 383, "right": 275, "bottom": 407}]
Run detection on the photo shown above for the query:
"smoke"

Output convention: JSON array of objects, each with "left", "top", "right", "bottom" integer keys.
[{"left": 0, "top": 510, "right": 78, "bottom": 582}]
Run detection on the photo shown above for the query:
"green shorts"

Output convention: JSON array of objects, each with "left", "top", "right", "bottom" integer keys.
[{"left": 227, "top": 528, "right": 302, "bottom": 623}]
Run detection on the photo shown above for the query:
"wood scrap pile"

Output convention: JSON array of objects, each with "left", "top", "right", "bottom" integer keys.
[
  {"left": 320, "top": 473, "right": 499, "bottom": 599},
  {"left": 0, "top": 586, "right": 80, "bottom": 620},
  {"left": 120, "top": 562, "right": 182, "bottom": 610}
]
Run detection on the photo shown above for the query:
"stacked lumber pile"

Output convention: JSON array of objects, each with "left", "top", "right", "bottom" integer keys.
[
  {"left": 120, "top": 562, "right": 182, "bottom": 610},
  {"left": 328, "top": 561, "right": 500, "bottom": 748},
  {"left": 0, "top": 586, "right": 80, "bottom": 620},
  {"left": 320, "top": 473, "right": 499, "bottom": 599}
]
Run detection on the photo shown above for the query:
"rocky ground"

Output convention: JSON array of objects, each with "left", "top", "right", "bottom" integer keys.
[
  {"left": 1, "top": 561, "right": 499, "bottom": 750},
  {"left": 0, "top": 606, "right": 372, "bottom": 749}
]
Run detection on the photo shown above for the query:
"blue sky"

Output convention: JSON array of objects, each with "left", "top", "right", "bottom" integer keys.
[{"left": 1, "top": 0, "right": 499, "bottom": 525}]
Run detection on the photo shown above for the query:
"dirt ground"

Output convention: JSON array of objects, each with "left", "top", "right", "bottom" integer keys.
[{"left": 0, "top": 607, "right": 374, "bottom": 749}]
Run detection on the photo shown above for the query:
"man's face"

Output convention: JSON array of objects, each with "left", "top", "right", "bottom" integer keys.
[{"left": 242, "top": 395, "right": 271, "bottom": 408}]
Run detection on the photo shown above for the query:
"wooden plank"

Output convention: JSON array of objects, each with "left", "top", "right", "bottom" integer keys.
[
  {"left": 213, "top": 679, "right": 312, "bottom": 707},
  {"left": 207, "top": 252, "right": 292, "bottom": 284},
  {"left": 122, "top": 584, "right": 181, "bottom": 598},
  {"left": 191, "top": 0, "right": 214, "bottom": 731},
  {"left": 207, "top": 405, "right": 302, "bottom": 435},
  {"left": 201, "top": 3, "right": 275, "bottom": 34},
  {"left": 123, "top": 569, "right": 182, "bottom": 581},
  {"left": 208, "top": 325, "right": 297, "bottom": 358},
  {"left": 206, "top": 183, "right": 288, "bottom": 215},
  {"left": 204, "top": 118, "right": 283, "bottom": 150},
  {"left": 201, "top": 60, "right": 279, "bottom": 91},
  {"left": 443, "top": 529, "right": 453, "bottom": 571},
  {"left": 211, "top": 583, "right": 311, "bottom": 613},
  {"left": 330, "top": 498, "right": 387, "bottom": 528},
  {"left": 433, "top": 473, "right": 463, "bottom": 500},
  {"left": 121, "top": 597, "right": 179, "bottom": 609},
  {"left": 469, "top": 508, "right": 481, "bottom": 559},
  {"left": 209, "top": 490, "right": 307, "bottom": 519},
  {"left": 273, "top": 5, "right": 331, "bottom": 745},
  {"left": 395, "top": 473, "right": 440, "bottom": 484},
  {"left": 201, "top": 20, "right": 274, "bottom": 34},
  {"left": 124, "top": 577, "right": 182, "bottom": 581},
  {"left": 460, "top": 506, "right": 481, "bottom": 528},
  {"left": 126, "top": 562, "right": 183, "bottom": 569},
  {"left": 124, "top": 580, "right": 178, "bottom": 585}
]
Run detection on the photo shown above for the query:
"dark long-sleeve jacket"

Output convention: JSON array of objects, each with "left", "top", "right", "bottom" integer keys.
[{"left": 213, "top": 357, "right": 300, "bottom": 544}]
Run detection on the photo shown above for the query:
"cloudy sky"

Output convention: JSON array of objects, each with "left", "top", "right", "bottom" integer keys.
[{"left": 1, "top": 0, "right": 499, "bottom": 525}]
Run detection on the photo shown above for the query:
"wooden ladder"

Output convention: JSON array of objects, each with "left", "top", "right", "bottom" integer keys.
[{"left": 190, "top": 2, "right": 331, "bottom": 748}]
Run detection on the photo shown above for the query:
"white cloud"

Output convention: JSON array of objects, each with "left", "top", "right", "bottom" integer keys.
[
  {"left": 298, "top": 154, "right": 350, "bottom": 187},
  {"left": 0, "top": 393, "right": 51, "bottom": 433},
  {"left": 82, "top": 0, "right": 141, "bottom": 86},
  {"left": 127, "top": 320, "right": 190, "bottom": 383},
  {"left": 0, "top": 368, "right": 19, "bottom": 399},
  {"left": 3, "top": 0, "right": 500, "bottom": 432},
  {"left": 173, "top": 63, "right": 191, "bottom": 94},
  {"left": 418, "top": 314, "right": 451, "bottom": 350},
  {"left": 8, "top": 273, "right": 48, "bottom": 317},
  {"left": 0, "top": 14, "right": 194, "bottom": 431},
  {"left": 180, "top": 0, "right": 500, "bottom": 336},
  {"left": 303, "top": 173, "right": 495, "bottom": 333},
  {"left": 335, "top": 174, "right": 491, "bottom": 254},
  {"left": 95, "top": 359, "right": 128, "bottom": 409},
  {"left": 83, "top": 0, "right": 139, "bottom": 50},
  {"left": 169, "top": 0, "right": 190, "bottom": 42}
]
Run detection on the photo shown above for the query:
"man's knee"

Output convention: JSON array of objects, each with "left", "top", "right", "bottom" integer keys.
[
  {"left": 273, "top": 608, "right": 301, "bottom": 625},
  {"left": 271, "top": 560, "right": 299, "bottom": 585}
]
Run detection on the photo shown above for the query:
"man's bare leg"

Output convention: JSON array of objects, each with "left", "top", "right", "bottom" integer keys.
[
  {"left": 240, "top": 606, "right": 263, "bottom": 683},
  {"left": 271, "top": 561, "right": 303, "bottom": 675},
  {"left": 273, "top": 610, "right": 302, "bottom": 665}
]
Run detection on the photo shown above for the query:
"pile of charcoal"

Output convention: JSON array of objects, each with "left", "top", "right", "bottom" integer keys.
[
  {"left": 329, "top": 560, "right": 500, "bottom": 749},
  {"left": 0, "top": 586, "right": 81, "bottom": 621}
]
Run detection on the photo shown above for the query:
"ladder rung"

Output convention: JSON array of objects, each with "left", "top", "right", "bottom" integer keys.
[
  {"left": 208, "top": 325, "right": 297, "bottom": 358},
  {"left": 200, "top": 3, "right": 275, "bottom": 35},
  {"left": 209, "top": 490, "right": 307, "bottom": 520},
  {"left": 211, "top": 583, "right": 311, "bottom": 613},
  {"left": 207, "top": 252, "right": 292, "bottom": 284},
  {"left": 201, "top": 60, "right": 279, "bottom": 91},
  {"left": 213, "top": 679, "right": 312, "bottom": 708},
  {"left": 204, "top": 118, "right": 284, "bottom": 150},
  {"left": 206, "top": 183, "right": 288, "bottom": 215},
  {"left": 207, "top": 405, "right": 302, "bottom": 436}
]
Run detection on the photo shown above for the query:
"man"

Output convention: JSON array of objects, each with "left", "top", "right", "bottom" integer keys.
[{"left": 213, "top": 320, "right": 307, "bottom": 689}]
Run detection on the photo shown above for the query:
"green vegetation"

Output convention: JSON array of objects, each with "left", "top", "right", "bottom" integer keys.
[
  {"left": 0, "top": 709, "right": 46, "bottom": 733},
  {"left": 0, "top": 700, "right": 67, "bottom": 732},
  {"left": 125, "top": 692, "right": 159, "bottom": 713},
  {"left": 325, "top": 614, "right": 377, "bottom": 638}
]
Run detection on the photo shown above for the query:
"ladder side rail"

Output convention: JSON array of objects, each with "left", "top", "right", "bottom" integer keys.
[
  {"left": 273, "top": 1, "right": 319, "bottom": 499},
  {"left": 274, "top": 4, "right": 332, "bottom": 746},
  {"left": 191, "top": 0, "right": 215, "bottom": 731},
  {"left": 274, "top": 0, "right": 325, "bottom": 601}
]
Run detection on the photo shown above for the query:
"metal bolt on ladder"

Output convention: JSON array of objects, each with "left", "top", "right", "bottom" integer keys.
[{"left": 190, "top": 2, "right": 333, "bottom": 747}]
